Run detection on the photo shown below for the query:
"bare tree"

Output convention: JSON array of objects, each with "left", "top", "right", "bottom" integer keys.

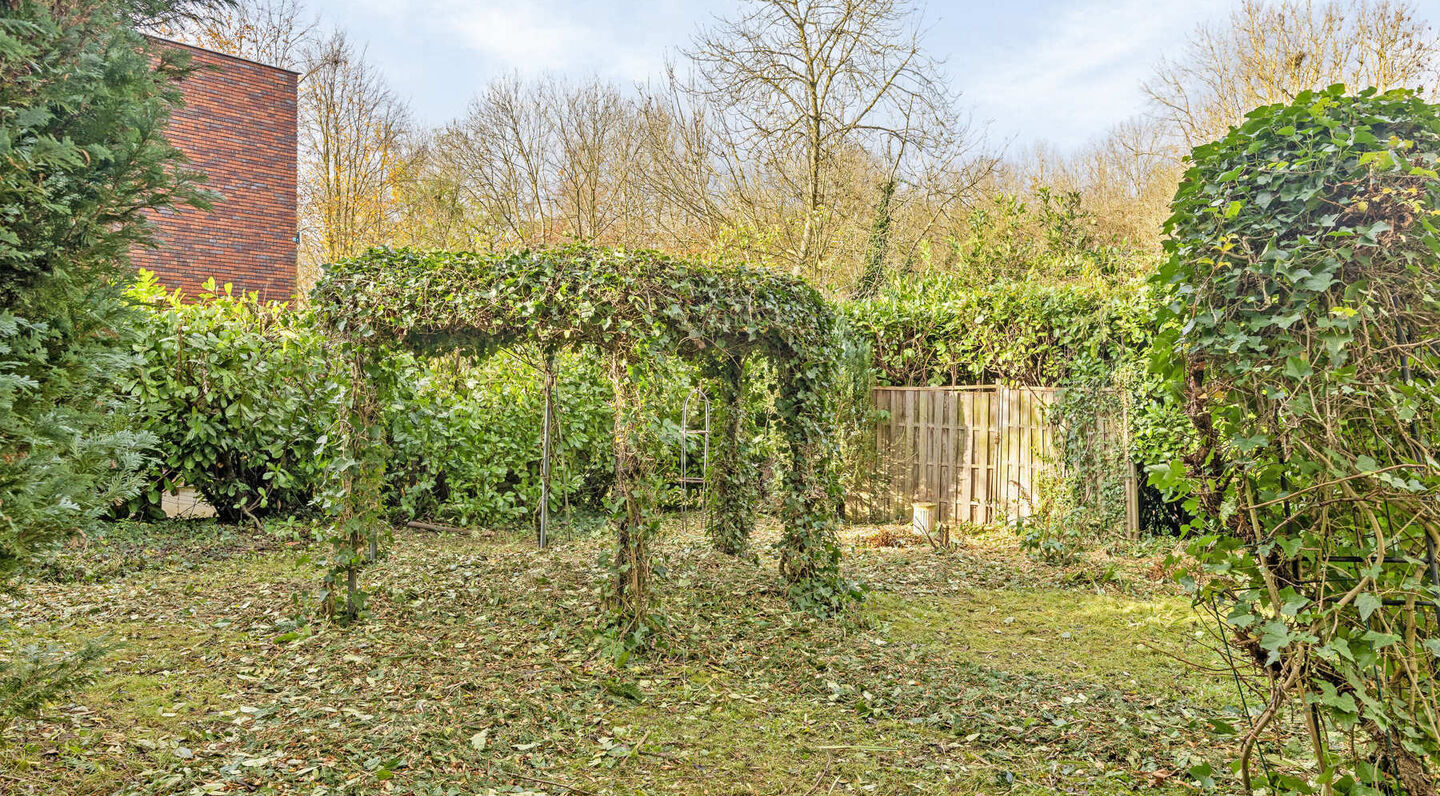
[
  {"left": 152, "top": 0, "right": 314, "bottom": 69},
  {"left": 430, "top": 75, "right": 663, "bottom": 252},
  {"left": 159, "top": 0, "right": 994, "bottom": 293},
  {"left": 383, "top": 131, "right": 474, "bottom": 251},
  {"left": 1017, "top": 118, "right": 1178, "bottom": 252},
  {"left": 1147, "top": 0, "right": 1440, "bottom": 148},
  {"left": 684, "top": 0, "right": 977, "bottom": 278},
  {"left": 298, "top": 31, "right": 411, "bottom": 283},
  {"left": 550, "top": 81, "right": 644, "bottom": 243},
  {"left": 438, "top": 75, "right": 558, "bottom": 248}
]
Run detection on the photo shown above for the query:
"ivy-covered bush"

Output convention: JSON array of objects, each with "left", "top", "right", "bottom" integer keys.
[
  {"left": 1155, "top": 86, "right": 1440, "bottom": 794},
  {"left": 124, "top": 274, "right": 616, "bottom": 529}
]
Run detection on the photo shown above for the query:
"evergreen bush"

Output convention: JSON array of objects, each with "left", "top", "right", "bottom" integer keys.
[{"left": 1156, "top": 85, "right": 1440, "bottom": 793}]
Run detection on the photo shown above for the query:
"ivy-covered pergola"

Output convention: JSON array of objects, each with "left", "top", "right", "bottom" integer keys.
[{"left": 311, "top": 245, "right": 849, "bottom": 631}]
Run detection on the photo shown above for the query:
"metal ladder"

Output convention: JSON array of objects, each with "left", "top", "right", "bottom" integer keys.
[{"left": 679, "top": 386, "right": 710, "bottom": 535}]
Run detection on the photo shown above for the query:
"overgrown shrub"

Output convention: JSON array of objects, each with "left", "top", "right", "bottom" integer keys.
[
  {"left": 933, "top": 189, "right": 1145, "bottom": 288},
  {"left": 0, "top": 0, "right": 203, "bottom": 586},
  {"left": 1155, "top": 86, "right": 1440, "bottom": 793},
  {"left": 125, "top": 276, "right": 618, "bottom": 529}
]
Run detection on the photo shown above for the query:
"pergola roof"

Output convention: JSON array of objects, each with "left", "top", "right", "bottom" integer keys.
[{"left": 311, "top": 245, "right": 835, "bottom": 365}]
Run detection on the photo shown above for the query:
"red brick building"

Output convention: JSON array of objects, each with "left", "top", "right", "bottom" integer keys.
[{"left": 133, "top": 37, "right": 299, "bottom": 302}]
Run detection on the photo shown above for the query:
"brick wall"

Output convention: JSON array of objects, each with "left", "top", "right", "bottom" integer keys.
[{"left": 132, "top": 37, "right": 298, "bottom": 303}]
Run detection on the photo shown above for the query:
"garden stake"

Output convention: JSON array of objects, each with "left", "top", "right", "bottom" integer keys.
[{"left": 539, "top": 351, "right": 556, "bottom": 550}]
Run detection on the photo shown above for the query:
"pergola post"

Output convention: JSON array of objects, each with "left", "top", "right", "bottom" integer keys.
[
  {"left": 538, "top": 351, "right": 556, "bottom": 550},
  {"left": 607, "top": 351, "right": 651, "bottom": 636},
  {"left": 706, "top": 357, "right": 755, "bottom": 558},
  {"left": 775, "top": 361, "right": 844, "bottom": 599}
]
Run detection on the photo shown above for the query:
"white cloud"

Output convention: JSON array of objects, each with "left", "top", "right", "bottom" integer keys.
[
  {"left": 447, "top": 3, "right": 591, "bottom": 72},
  {"left": 407, "top": 0, "right": 700, "bottom": 82},
  {"left": 962, "top": 0, "right": 1232, "bottom": 153}
]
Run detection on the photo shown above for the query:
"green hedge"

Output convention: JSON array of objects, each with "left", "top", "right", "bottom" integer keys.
[
  {"left": 124, "top": 273, "right": 616, "bottom": 528},
  {"left": 384, "top": 349, "right": 615, "bottom": 527},
  {"left": 124, "top": 274, "right": 339, "bottom": 522},
  {"left": 840, "top": 274, "right": 1155, "bottom": 388}
]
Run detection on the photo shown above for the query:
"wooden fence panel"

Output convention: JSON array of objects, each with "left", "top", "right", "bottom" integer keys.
[{"left": 848, "top": 386, "right": 1138, "bottom": 533}]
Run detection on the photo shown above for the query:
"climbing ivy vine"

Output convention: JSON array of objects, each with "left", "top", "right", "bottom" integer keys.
[
  {"left": 312, "top": 245, "right": 854, "bottom": 632},
  {"left": 1155, "top": 86, "right": 1440, "bottom": 794}
]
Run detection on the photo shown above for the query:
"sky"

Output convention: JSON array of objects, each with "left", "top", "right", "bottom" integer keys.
[{"left": 304, "top": 0, "right": 1440, "bottom": 156}]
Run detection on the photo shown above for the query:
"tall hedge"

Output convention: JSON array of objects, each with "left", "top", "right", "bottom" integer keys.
[
  {"left": 124, "top": 274, "right": 618, "bottom": 529},
  {"left": 840, "top": 275, "right": 1155, "bottom": 388}
]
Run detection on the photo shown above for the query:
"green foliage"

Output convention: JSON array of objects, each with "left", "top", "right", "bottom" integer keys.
[
  {"left": 842, "top": 186, "right": 1192, "bottom": 552},
  {"left": 0, "top": 639, "right": 109, "bottom": 735},
  {"left": 313, "top": 345, "right": 387, "bottom": 623},
  {"left": 1155, "top": 85, "right": 1440, "bottom": 793},
  {"left": 0, "top": 0, "right": 206, "bottom": 734},
  {"left": 703, "top": 358, "right": 758, "bottom": 558},
  {"left": 385, "top": 349, "right": 615, "bottom": 528},
  {"left": 0, "top": 0, "right": 203, "bottom": 585},
  {"left": 844, "top": 272, "right": 1191, "bottom": 551},
  {"left": 939, "top": 189, "right": 1140, "bottom": 288},
  {"left": 831, "top": 322, "right": 883, "bottom": 524},
  {"left": 312, "top": 245, "right": 852, "bottom": 619},
  {"left": 0, "top": 289, "right": 155, "bottom": 586},
  {"left": 850, "top": 179, "right": 897, "bottom": 300},
  {"left": 125, "top": 274, "right": 343, "bottom": 523},
  {"left": 125, "top": 275, "right": 617, "bottom": 531},
  {"left": 842, "top": 273, "right": 1154, "bottom": 388}
]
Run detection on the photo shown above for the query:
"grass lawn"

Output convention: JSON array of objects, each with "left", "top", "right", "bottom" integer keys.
[{"left": 1, "top": 519, "right": 1271, "bottom": 795}]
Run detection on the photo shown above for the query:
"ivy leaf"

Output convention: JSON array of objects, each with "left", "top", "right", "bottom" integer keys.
[
  {"left": 1279, "top": 590, "right": 1310, "bottom": 617},
  {"left": 1423, "top": 639, "right": 1440, "bottom": 659},
  {"left": 1259, "top": 619, "right": 1296, "bottom": 663},
  {"left": 1272, "top": 311, "right": 1304, "bottom": 330},
  {"left": 1318, "top": 637, "right": 1354, "bottom": 662},
  {"left": 1283, "top": 356, "right": 1313, "bottom": 379},
  {"left": 1355, "top": 592, "right": 1381, "bottom": 622},
  {"left": 1362, "top": 629, "right": 1402, "bottom": 650},
  {"left": 1189, "top": 762, "right": 1216, "bottom": 789}
]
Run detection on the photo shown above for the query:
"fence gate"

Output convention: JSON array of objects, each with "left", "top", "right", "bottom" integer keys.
[{"left": 845, "top": 385, "right": 1138, "bottom": 533}]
